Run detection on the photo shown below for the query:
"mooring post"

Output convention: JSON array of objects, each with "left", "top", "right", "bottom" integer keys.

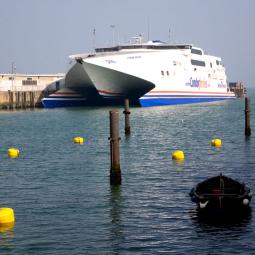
[
  {"left": 109, "top": 110, "right": 121, "bottom": 185},
  {"left": 245, "top": 96, "right": 251, "bottom": 136},
  {"left": 123, "top": 99, "right": 131, "bottom": 135}
]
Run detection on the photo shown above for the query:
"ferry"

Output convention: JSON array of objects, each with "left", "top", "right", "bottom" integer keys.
[{"left": 42, "top": 37, "right": 235, "bottom": 107}]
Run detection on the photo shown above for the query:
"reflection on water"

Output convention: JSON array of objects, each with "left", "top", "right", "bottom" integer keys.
[
  {"left": 190, "top": 208, "right": 252, "bottom": 232},
  {"left": 172, "top": 159, "right": 185, "bottom": 168},
  {"left": 110, "top": 186, "right": 124, "bottom": 254},
  {"left": 0, "top": 223, "right": 15, "bottom": 250}
]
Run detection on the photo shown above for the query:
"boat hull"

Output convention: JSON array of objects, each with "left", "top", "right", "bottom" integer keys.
[
  {"left": 189, "top": 175, "right": 252, "bottom": 214},
  {"left": 42, "top": 89, "right": 88, "bottom": 108},
  {"left": 42, "top": 98, "right": 88, "bottom": 108},
  {"left": 140, "top": 92, "right": 236, "bottom": 107}
]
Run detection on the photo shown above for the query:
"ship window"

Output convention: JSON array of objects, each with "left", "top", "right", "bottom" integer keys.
[
  {"left": 161, "top": 70, "right": 164, "bottom": 76},
  {"left": 191, "top": 59, "right": 206, "bottom": 67},
  {"left": 191, "top": 48, "right": 202, "bottom": 55}
]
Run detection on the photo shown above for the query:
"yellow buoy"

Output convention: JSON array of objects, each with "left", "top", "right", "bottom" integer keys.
[
  {"left": 8, "top": 148, "right": 20, "bottom": 158},
  {"left": 211, "top": 139, "right": 222, "bottom": 147},
  {"left": 74, "top": 137, "right": 84, "bottom": 144},
  {"left": 172, "top": 150, "right": 185, "bottom": 160},
  {"left": 0, "top": 208, "right": 15, "bottom": 224}
]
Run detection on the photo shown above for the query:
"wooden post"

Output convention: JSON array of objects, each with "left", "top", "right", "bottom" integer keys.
[
  {"left": 109, "top": 110, "right": 121, "bottom": 185},
  {"left": 32, "top": 91, "right": 35, "bottom": 108},
  {"left": 24, "top": 92, "right": 27, "bottom": 108},
  {"left": 22, "top": 92, "right": 27, "bottom": 109},
  {"left": 245, "top": 96, "right": 251, "bottom": 136},
  {"left": 17, "top": 92, "right": 20, "bottom": 108},
  {"left": 8, "top": 90, "right": 14, "bottom": 110},
  {"left": 30, "top": 91, "right": 35, "bottom": 108},
  {"left": 123, "top": 99, "right": 131, "bottom": 135}
]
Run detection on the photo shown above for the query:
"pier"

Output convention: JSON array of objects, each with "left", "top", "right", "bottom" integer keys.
[{"left": 229, "top": 81, "right": 246, "bottom": 97}]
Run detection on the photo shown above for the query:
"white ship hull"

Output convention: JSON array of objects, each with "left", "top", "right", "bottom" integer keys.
[{"left": 44, "top": 39, "right": 235, "bottom": 108}]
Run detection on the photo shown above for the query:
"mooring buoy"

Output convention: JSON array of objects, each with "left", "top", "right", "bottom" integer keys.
[
  {"left": 172, "top": 150, "right": 185, "bottom": 160},
  {"left": 74, "top": 137, "right": 84, "bottom": 144}
]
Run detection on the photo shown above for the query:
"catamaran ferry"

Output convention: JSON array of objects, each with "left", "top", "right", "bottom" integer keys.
[{"left": 42, "top": 38, "right": 235, "bottom": 107}]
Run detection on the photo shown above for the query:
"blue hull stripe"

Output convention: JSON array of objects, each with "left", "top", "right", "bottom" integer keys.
[
  {"left": 139, "top": 97, "right": 235, "bottom": 107},
  {"left": 42, "top": 97, "right": 87, "bottom": 108}
]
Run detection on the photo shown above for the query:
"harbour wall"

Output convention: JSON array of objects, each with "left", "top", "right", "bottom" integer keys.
[{"left": 0, "top": 91, "right": 45, "bottom": 109}]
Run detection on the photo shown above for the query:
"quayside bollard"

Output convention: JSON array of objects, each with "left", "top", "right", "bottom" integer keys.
[
  {"left": 123, "top": 99, "right": 131, "bottom": 135},
  {"left": 109, "top": 110, "right": 122, "bottom": 185},
  {"left": 245, "top": 96, "right": 251, "bottom": 136}
]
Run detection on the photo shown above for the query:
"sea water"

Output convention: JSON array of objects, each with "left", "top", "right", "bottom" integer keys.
[{"left": 0, "top": 89, "right": 254, "bottom": 254}]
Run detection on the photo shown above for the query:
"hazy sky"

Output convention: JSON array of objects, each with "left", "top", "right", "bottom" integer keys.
[{"left": 1, "top": 0, "right": 254, "bottom": 87}]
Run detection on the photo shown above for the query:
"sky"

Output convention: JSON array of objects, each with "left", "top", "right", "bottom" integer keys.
[{"left": 1, "top": 0, "right": 255, "bottom": 87}]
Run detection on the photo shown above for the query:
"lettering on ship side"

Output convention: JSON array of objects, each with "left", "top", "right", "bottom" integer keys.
[
  {"left": 185, "top": 78, "right": 210, "bottom": 88},
  {"left": 105, "top": 59, "right": 116, "bottom": 64},
  {"left": 127, "top": 56, "right": 142, "bottom": 59}
]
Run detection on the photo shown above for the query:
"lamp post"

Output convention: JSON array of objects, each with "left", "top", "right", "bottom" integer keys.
[
  {"left": 11, "top": 62, "right": 16, "bottom": 91},
  {"left": 110, "top": 25, "right": 115, "bottom": 46}
]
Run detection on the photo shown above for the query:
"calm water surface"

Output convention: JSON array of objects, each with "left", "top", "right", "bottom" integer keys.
[{"left": 0, "top": 89, "right": 255, "bottom": 254}]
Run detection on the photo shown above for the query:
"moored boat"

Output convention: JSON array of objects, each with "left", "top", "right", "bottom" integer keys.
[
  {"left": 43, "top": 37, "right": 236, "bottom": 108},
  {"left": 189, "top": 174, "right": 252, "bottom": 213}
]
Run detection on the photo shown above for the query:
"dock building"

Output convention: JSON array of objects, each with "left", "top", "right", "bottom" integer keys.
[{"left": 0, "top": 73, "right": 64, "bottom": 109}]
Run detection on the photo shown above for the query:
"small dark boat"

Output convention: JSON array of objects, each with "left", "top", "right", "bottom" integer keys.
[{"left": 189, "top": 174, "right": 252, "bottom": 213}]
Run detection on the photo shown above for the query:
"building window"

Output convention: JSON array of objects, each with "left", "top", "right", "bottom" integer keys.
[
  {"left": 22, "top": 79, "right": 37, "bottom": 85},
  {"left": 166, "top": 71, "right": 169, "bottom": 76},
  {"left": 161, "top": 70, "right": 164, "bottom": 76}
]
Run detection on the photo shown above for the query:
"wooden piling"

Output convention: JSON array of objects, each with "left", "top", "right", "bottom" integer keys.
[
  {"left": 109, "top": 110, "right": 121, "bottom": 185},
  {"left": 123, "top": 99, "right": 131, "bottom": 135},
  {"left": 21, "top": 92, "right": 26, "bottom": 108},
  {"left": 16, "top": 92, "right": 20, "bottom": 108},
  {"left": 245, "top": 96, "right": 251, "bottom": 136},
  {"left": 8, "top": 91, "right": 14, "bottom": 110},
  {"left": 30, "top": 91, "right": 35, "bottom": 108}
]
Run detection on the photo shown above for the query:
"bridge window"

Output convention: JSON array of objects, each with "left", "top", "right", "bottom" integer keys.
[
  {"left": 191, "top": 59, "right": 206, "bottom": 67},
  {"left": 191, "top": 48, "right": 202, "bottom": 55}
]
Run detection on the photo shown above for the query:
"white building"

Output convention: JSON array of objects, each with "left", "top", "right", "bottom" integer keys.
[{"left": 0, "top": 73, "right": 65, "bottom": 92}]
